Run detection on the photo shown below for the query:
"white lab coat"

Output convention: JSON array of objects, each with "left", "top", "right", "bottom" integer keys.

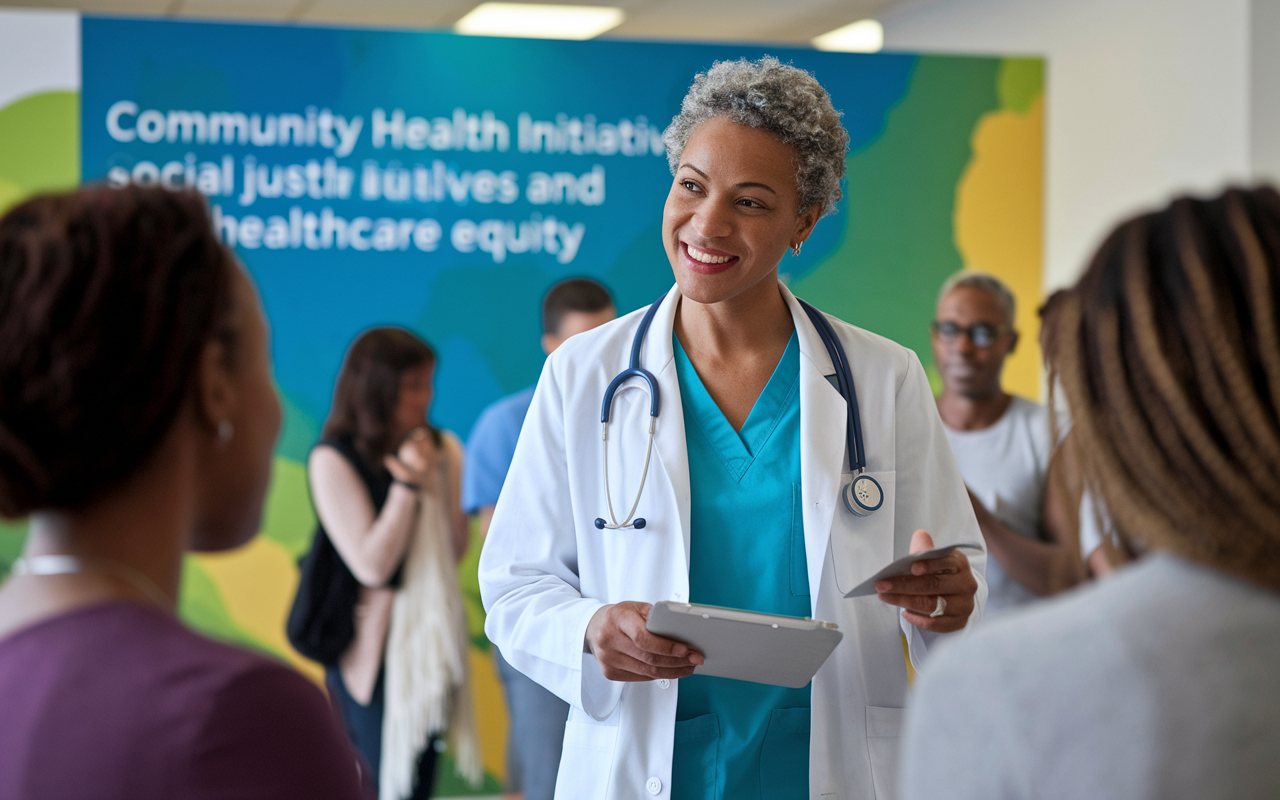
[{"left": 479, "top": 282, "right": 987, "bottom": 800}]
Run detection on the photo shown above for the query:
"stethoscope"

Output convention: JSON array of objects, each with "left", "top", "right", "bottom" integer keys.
[{"left": 594, "top": 293, "right": 883, "bottom": 531}]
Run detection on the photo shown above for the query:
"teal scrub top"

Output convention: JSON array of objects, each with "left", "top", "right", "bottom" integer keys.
[{"left": 671, "top": 331, "right": 811, "bottom": 800}]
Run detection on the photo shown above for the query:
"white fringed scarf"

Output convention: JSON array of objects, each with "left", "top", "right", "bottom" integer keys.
[{"left": 379, "top": 463, "right": 481, "bottom": 800}]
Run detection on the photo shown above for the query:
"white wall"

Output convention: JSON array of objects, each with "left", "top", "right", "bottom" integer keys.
[
  {"left": 880, "top": 0, "right": 1251, "bottom": 291},
  {"left": 1252, "top": 0, "right": 1280, "bottom": 184},
  {"left": 0, "top": 9, "right": 79, "bottom": 110}
]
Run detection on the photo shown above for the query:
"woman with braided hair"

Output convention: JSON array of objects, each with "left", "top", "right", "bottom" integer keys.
[{"left": 902, "top": 186, "right": 1280, "bottom": 799}]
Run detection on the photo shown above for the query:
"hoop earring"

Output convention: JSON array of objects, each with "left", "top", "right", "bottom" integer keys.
[
  {"left": 217, "top": 420, "right": 234, "bottom": 446},
  {"left": 791, "top": 242, "right": 803, "bottom": 256}
]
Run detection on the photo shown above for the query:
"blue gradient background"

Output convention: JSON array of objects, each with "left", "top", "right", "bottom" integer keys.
[{"left": 81, "top": 17, "right": 916, "bottom": 445}]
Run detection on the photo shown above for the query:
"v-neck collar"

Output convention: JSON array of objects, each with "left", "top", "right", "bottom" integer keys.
[{"left": 673, "top": 332, "right": 800, "bottom": 481}]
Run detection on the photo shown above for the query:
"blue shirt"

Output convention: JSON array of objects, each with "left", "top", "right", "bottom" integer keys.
[
  {"left": 462, "top": 386, "right": 536, "bottom": 514},
  {"left": 671, "top": 332, "right": 810, "bottom": 800}
]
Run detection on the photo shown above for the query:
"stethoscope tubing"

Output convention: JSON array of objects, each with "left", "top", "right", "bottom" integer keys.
[
  {"left": 797, "top": 299, "right": 866, "bottom": 474},
  {"left": 600, "top": 297, "right": 664, "bottom": 423},
  {"left": 597, "top": 291, "right": 868, "bottom": 530},
  {"left": 596, "top": 292, "right": 667, "bottom": 530}
]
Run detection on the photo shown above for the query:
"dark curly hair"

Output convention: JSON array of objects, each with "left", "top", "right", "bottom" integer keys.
[
  {"left": 662, "top": 56, "right": 850, "bottom": 216},
  {"left": 0, "top": 185, "right": 236, "bottom": 518}
]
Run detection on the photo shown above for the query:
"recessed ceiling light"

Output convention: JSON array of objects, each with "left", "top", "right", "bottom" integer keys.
[
  {"left": 455, "top": 3, "right": 625, "bottom": 40},
  {"left": 812, "top": 19, "right": 884, "bottom": 53}
]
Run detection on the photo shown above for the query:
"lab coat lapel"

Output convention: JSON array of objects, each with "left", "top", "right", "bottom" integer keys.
[
  {"left": 781, "top": 285, "right": 847, "bottom": 616},
  {"left": 644, "top": 285, "right": 693, "bottom": 570}
]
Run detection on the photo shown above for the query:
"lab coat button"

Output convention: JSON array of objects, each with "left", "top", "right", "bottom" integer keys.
[
  {"left": 657, "top": 679, "right": 671, "bottom": 689},
  {"left": 646, "top": 777, "right": 662, "bottom": 795}
]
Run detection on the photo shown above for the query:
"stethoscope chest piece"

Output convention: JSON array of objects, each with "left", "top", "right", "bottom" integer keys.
[{"left": 842, "top": 473, "right": 883, "bottom": 516}]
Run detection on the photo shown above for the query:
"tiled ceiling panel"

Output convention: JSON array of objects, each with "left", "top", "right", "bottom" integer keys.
[
  {"left": 0, "top": 0, "right": 907, "bottom": 43},
  {"left": 177, "top": 0, "right": 310, "bottom": 21},
  {"left": 608, "top": 0, "right": 893, "bottom": 43},
  {"left": 4, "top": 0, "right": 172, "bottom": 13}
]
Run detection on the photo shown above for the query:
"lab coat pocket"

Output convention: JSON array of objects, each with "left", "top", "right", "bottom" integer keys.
[
  {"left": 759, "top": 707, "right": 811, "bottom": 800},
  {"left": 830, "top": 471, "right": 897, "bottom": 596},
  {"left": 671, "top": 713, "right": 720, "bottom": 800},
  {"left": 555, "top": 719, "right": 618, "bottom": 799},
  {"left": 865, "top": 705, "right": 905, "bottom": 800}
]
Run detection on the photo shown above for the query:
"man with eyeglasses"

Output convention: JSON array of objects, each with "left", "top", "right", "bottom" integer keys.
[{"left": 931, "top": 271, "right": 1086, "bottom": 615}]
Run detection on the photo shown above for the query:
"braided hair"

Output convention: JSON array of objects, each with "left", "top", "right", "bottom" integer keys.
[{"left": 1050, "top": 186, "right": 1280, "bottom": 589}]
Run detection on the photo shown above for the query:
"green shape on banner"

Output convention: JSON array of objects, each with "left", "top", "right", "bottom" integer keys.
[
  {"left": 0, "top": 178, "right": 23, "bottom": 217},
  {"left": 0, "top": 91, "right": 79, "bottom": 215},
  {"left": 998, "top": 58, "right": 1044, "bottom": 113},
  {"left": 179, "top": 556, "right": 275, "bottom": 656},
  {"left": 925, "top": 361, "right": 945, "bottom": 398},
  {"left": 277, "top": 391, "right": 321, "bottom": 464},
  {"left": 791, "top": 56, "right": 1001, "bottom": 370},
  {"left": 259, "top": 456, "right": 317, "bottom": 560},
  {"left": 0, "top": 517, "right": 29, "bottom": 579},
  {"left": 458, "top": 517, "right": 490, "bottom": 652},
  {"left": 417, "top": 262, "right": 555, "bottom": 395},
  {"left": 0, "top": 90, "right": 81, "bottom": 576},
  {"left": 434, "top": 752, "right": 504, "bottom": 796}
]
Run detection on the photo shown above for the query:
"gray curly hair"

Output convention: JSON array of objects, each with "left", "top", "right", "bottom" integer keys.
[{"left": 662, "top": 56, "right": 849, "bottom": 217}]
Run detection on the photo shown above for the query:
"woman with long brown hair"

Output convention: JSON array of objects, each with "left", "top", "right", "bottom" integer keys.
[
  {"left": 903, "top": 187, "right": 1280, "bottom": 798},
  {"left": 0, "top": 186, "right": 365, "bottom": 799},
  {"left": 304, "top": 327, "right": 474, "bottom": 800}
]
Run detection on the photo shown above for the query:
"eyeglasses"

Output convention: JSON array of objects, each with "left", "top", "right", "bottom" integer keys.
[{"left": 930, "top": 320, "right": 1009, "bottom": 348}]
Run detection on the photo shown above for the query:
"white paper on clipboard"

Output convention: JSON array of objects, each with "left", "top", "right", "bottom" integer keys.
[{"left": 841, "top": 542, "right": 984, "bottom": 598}]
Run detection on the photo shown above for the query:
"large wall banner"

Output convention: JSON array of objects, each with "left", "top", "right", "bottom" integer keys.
[{"left": 0, "top": 10, "right": 1043, "bottom": 795}]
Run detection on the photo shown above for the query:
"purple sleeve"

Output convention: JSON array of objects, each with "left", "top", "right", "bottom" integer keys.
[{"left": 187, "top": 662, "right": 370, "bottom": 800}]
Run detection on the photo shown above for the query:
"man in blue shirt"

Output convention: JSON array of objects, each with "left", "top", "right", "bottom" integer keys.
[{"left": 464, "top": 278, "right": 614, "bottom": 800}]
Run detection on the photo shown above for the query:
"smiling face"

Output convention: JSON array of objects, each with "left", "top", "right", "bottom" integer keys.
[{"left": 662, "top": 116, "right": 820, "bottom": 306}]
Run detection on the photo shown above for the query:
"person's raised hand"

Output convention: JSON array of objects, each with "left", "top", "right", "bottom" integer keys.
[
  {"left": 875, "top": 530, "right": 978, "bottom": 633},
  {"left": 384, "top": 427, "right": 438, "bottom": 488},
  {"left": 585, "top": 601, "right": 704, "bottom": 682}
]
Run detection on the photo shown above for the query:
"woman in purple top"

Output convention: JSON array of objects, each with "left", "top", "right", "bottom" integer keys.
[{"left": 0, "top": 186, "right": 368, "bottom": 800}]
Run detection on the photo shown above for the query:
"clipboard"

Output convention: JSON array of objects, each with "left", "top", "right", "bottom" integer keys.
[
  {"left": 645, "top": 602, "right": 843, "bottom": 688},
  {"left": 841, "top": 542, "right": 984, "bottom": 598}
]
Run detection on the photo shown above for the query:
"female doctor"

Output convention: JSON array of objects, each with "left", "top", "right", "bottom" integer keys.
[{"left": 479, "top": 57, "right": 986, "bottom": 800}]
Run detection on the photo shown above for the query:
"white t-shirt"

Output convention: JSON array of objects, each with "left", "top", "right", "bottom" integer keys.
[
  {"left": 943, "top": 396, "right": 1052, "bottom": 614},
  {"left": 1078, "top": 486, "right": 1115, "bottom": 560},
  {"left": 902, "top": 554, "right": 1280, "bottom": 800}
]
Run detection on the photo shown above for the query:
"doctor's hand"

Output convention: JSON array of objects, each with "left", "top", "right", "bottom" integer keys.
[
  {"left": 875, "top": 530, "right": 977, "bottom": 634},
  {"left": 585, "top": 602, "right": 705, "bottom": 682}
]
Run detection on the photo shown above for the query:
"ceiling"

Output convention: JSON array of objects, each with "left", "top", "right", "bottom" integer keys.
[{"left": 0, "top": 0, "right": 907, "bottom": 45}]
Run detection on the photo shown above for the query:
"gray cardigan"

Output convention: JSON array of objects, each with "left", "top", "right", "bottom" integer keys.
[{"left": 902, "top": 553, "right": 1280, "bottom": 799}]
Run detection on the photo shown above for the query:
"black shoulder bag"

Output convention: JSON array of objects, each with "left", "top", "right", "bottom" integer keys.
[
  {"left": 286, "top": 429, "right": 435, "bottom": 664},
  {"left": 286, "top": 526, "right": 361, "bottom": 665}
]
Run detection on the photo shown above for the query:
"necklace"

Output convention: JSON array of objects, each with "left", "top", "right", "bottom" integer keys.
[{"left": 11, "top": 554, "right": 174, "bottom": 612}]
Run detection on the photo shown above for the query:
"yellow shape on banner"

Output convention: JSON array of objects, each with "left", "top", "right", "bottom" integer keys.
[
  {"left": 194, "top": 536, "right": 323, "bottom": 685},
  {"left": 469, "top": 647, "right": 509, "bottom": 783},
  {"left": 953, "top": 95, "right": 1045, "bottom": 399}
]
